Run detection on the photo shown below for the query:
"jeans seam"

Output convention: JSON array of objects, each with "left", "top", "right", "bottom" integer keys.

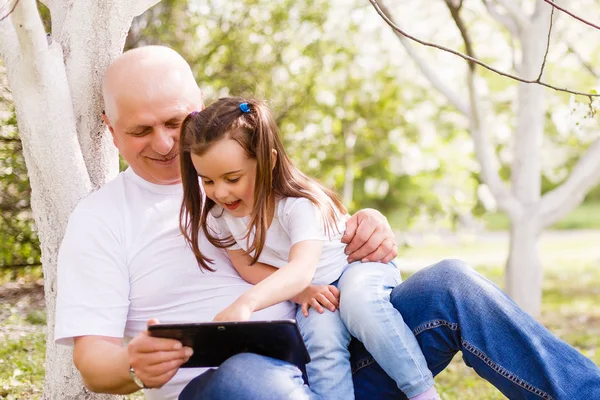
[
  {"left": 412, "top": 320, "right": 554, "bottom": 400},
  {"left": 412, "top": 319, "right": 459, "bottom": 336},
  {"left": 351, "top": 357, "right": 375, "bottom": 374},
  {"left": 462, "top": 340, "right": 554, "bottom": 400}
]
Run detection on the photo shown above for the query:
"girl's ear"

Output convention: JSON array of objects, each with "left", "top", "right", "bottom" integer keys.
[{"left": 271, "top": 149, "right": 277, "bottom": 171}]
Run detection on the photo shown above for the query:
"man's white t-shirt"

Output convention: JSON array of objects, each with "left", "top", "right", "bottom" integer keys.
[
  {"left": 210, "top": 197, "right": 350, "bottom": 285},
  {"left": 54, "top": 168, "right": 295, "bottom": 400}
]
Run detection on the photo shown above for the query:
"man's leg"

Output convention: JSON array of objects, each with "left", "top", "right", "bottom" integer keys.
[
  {"left": 352, "top": 259, "right": 600, "bottom": 400},
  {"left": 179, "top": 353, "right": 319, "bottom": 400}
]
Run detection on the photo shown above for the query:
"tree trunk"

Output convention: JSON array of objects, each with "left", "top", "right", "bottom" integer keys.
[
  {"left": 506, "top": 213, "right": 543, "bottom": 316},
  {"left": 504, "top": 2, "right": 551, "bottom": 317},
  {"left": 1, "top": 0, "right": 159, "bottom": 398}
]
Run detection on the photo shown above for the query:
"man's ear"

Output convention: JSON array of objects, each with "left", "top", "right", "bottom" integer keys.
[
  {"left": 101, "top": 112, "right": 118, "bottom": 147},
  {"left": 271, "top": 149, "right": 277, "bottom": 170}
]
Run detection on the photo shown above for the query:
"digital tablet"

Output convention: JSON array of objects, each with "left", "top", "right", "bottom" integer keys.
[{"left": 148, "top": 319, "right": 310, "bottom": 369}]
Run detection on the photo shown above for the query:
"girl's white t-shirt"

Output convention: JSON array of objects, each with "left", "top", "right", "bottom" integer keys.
[{"left": 209, "top": 196, "right": 350, "bottom": 285}]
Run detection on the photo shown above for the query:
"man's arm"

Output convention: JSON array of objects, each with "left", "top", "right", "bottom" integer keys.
[
  {"left": 342, "top": 208, "right": 398, "bottom": 263},
  {"left": 73, "top": 320, "right": 192, "bottom": 393}
]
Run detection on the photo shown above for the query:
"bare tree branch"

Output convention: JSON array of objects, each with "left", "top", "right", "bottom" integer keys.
[
  {"left": 446, "top": 0, "right": 520, "bottom": 217},
  {"left": 369, "top": 0, "right": 600, "bottom": 98},
  {"left": 376, "top": 1, "right": 470, "bottom": 116},
  {"left": 542, "top": 0, "right": 600, "bottom": 31},
  {"left": 0, "top": 0, "right": 20, "bottom": 22},
  {"left": 536, "top": 5, "right": 554, "bottom": 81},
  {"left": 540, "top": 137, "right": 600, "bottom": 228}
]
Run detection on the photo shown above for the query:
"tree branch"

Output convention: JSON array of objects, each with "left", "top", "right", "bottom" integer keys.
[
  {"left": 0, "top": 6, "right": 19, "bottom": 65},
  {"left": 535, "top": 5, "right": 554, "bottom": 81},
  {"left": 542, "top": 0, "right": 600, "bottom": 31},
  {"left": 11, "top": 0, "right": 47, "bottom": 76},
  {"left": 540, "top": 137, "right": 600, "bottom": 228},
  {"left": 446, "top": 0, "right": 520, "bottom": 217},
  {"left": 376, "top": 0, "right": 470, "bottom": 116},
  {"left": 132, "top": 0, "right": 162, "bottom": 18},
  {"left": 369, "top": 0, "right": 600, "bottom": 98}
]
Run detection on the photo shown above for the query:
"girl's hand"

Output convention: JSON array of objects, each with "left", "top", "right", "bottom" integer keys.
[
  {"left": 213, "top": 301, "right": 253, "bottom": 322},
  {"left": 292, "top": 285, "right": 340, "bottom": 317}
]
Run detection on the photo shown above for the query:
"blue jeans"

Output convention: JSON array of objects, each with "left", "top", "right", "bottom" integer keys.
[
  {"left": 339, "top": 262, "right": 434, "bottom": 397},
  {"left": 294, "top": 280, "right": 353, "bottom": 399},
  {"left": 295, "top": 262, "right": 434, "bottom": 399},
  {"left": 179, "top": 259, "right": 600, "bottom": 400}
]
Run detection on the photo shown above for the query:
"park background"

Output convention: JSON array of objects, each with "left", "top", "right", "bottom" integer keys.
[{"left": 1, "top": 0, "right": 599, "bottom": 398}]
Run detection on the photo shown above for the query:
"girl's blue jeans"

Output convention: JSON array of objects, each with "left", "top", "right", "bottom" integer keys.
[
  {"left": 295, "top": 261, "right": 434, "bottom": 399},
  {"left": 179, "top": 259, "right": 600, "bottom": 400}
]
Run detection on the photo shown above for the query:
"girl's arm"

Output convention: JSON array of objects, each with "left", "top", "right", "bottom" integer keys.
[
  {"left": 214, "top": 240, "right": 323, "bottom": 322},
  {"left": 227, "top": 249, "right": 279, "bottom": 285}
]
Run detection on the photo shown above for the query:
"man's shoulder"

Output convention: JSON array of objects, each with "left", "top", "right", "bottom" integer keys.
[{"left": 73, "top": 171, "right": 128, "bottom": 217}]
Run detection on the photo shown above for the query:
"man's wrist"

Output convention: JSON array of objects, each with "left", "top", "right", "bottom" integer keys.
[{"left": 129, "top": 366, "right": 148, "bottom": 389}]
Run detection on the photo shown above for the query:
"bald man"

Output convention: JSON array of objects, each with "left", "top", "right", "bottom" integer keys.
[{"left": 55, "top": 46, "right": 600, "bottom": 400}]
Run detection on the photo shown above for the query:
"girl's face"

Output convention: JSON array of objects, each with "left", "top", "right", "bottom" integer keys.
[{"left": 191, "top": 138, "right": 257, "bottom": 218}]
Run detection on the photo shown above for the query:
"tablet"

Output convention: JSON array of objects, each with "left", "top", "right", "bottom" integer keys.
[{"left": 148, "top": 319, "right": 310, "bottom": 369}]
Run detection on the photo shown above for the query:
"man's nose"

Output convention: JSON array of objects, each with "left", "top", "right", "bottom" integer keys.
[{"left": 152, "top": 127, "right": 175, "bottom": 155}]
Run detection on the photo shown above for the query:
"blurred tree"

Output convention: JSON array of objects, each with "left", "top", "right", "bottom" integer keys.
[
  {"left": 375, "top": 0, "right": 600, "bottom": 316},
  {"left": 124, "top": 0, "right": 464, "bottom": 222}
]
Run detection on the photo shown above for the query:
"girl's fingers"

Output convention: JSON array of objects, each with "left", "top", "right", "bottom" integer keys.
[
  {"left": 302, "top": 302, "right": 310, "bottom": 317},
  {"left": 327, "top": 285, "right": 340, "bottom": 299},
  {"left": 310, "top": 298, "right": 325, "bottom": 314},
  {"left": 315, "top": 293, "right": 335, "bottom": 312}
]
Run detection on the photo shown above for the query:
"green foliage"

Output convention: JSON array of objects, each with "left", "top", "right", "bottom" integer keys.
[{"left": 0, "top": 77, "right": 41, "bottom": 270}]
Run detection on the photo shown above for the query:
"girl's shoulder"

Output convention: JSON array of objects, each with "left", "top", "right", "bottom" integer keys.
[{"left": 275, "top": 196, "right": 317, "bottom": 219}]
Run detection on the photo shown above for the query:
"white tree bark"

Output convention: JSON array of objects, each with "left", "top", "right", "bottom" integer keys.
[
  {"left": 504, "top": 0, "right": 552, "bottom": 316},
  {"left": 378, "top": 0, "right": 600, "bottom": 316},
  {"left": 0, "top": 0, "right": 159, "bottom": 398}
]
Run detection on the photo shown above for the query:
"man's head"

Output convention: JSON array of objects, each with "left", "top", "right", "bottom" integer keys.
[{"left": 102, "top": 46, "right": 203, "bottom": 185}]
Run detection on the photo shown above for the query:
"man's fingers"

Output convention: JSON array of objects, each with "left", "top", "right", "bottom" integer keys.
[
  {"left": 341, "top": 214, "right": 359, "bottom": 244},
  {"left": 360, "top": 237, "right": 395, "bottom": 263},
  {"left": 348, "top": 227, "right": 385, "bottom": 262},
  {"left": 381, "top": 244, "right": 399, "bottom": 264},
  {"left": 143, "top": 348, "right": 193, "bottom": 366},
  {"left": 344, "top": 222, "right": 375, "bottom": 259},
  {"left": 141, "top": 359, "right": 185, "bottom": 388}
]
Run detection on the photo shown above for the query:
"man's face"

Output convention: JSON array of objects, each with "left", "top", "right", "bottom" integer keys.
[
  {"left": 191, "top": 138, "right": 257, "bottom": 218},
  {"left": 103, "top": 87, "right": 201, "bottom": 185}
]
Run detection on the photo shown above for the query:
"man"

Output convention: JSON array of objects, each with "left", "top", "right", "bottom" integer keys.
[{"left": 55, "top": 46, "right": 600, "bottom": 400}]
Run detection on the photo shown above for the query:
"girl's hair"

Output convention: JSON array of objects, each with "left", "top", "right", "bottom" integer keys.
[{"left": 179, "top": 96, "right": 347, "bottom": 271}]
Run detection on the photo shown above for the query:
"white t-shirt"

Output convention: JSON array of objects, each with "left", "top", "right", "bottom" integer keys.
[
  {"left": 210, "top": 196, "right": 349, "bottom": 285},
  {"left": 55, "top": 168, "right": 296, "bottom": 400}
]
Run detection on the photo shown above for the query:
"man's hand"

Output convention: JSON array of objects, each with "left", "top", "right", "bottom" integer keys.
[
  {"left": 127, "top": 319, "right": 193, "bottom": 389},
  {"left": 213, "top": 300, "right": 253, "bottom": 322},
  {"left": 291, "top": 284, "right": 340, "bottom": 317},
  {"left": 342, "top": 208, "right": 397, "bottom": 264}
]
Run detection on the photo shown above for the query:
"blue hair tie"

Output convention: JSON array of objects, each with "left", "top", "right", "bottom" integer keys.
[{"left": 239, "top": 103, "right": 251, "bottom": 113}]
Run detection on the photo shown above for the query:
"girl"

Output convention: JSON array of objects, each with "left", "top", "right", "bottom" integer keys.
[{"left": 179, "top": 97, "right": 439, "bottom": 400}]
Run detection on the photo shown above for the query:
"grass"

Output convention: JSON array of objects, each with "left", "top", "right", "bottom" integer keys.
[{"left": 1, "top": 239, "right": 599, "bottom": 399}]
